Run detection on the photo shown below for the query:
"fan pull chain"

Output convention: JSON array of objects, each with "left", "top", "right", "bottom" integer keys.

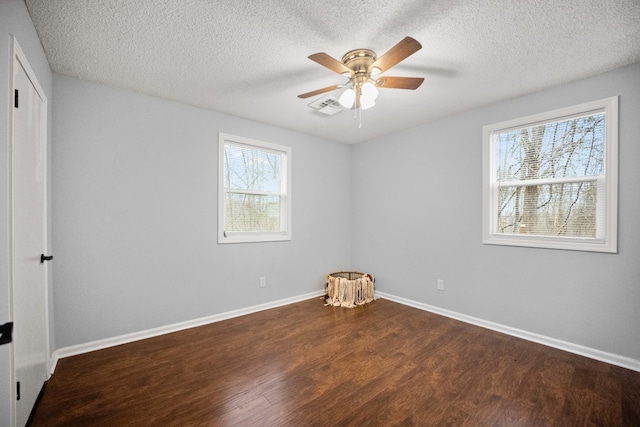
[{"left": 354, "top": 89, "right": 362, "bottom": 128}]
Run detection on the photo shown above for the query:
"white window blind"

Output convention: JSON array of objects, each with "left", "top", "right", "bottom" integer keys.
[
  {"left": 483, "top": 97, "right": 618, "bottom": 252},
  {"left": 218, "top": 133, "right": 291, "bottom": 243}
]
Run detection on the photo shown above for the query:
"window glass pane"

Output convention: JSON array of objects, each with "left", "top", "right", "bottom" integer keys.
[
  {"left": 498, "top": 181, "right": 598, "bottom": 237},
  {"left": 224, "top": 144, "right": 282, "bottom": 192},
  {"left": 225, "top": 193, "right": 281, "bottom": 232},
  {"left": 219, "top": 133, "right": 291, "bottom": 244},
  {"left": 495, "top": 113, "right": 604, "bottom": 182}
]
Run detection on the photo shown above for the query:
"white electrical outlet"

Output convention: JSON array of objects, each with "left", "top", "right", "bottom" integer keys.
[
  {"left": 259, "top": 277, "right": 266, "bottom": 288},
  {"left": 437, "top": 279, "right": 444, "bottom": 291}
]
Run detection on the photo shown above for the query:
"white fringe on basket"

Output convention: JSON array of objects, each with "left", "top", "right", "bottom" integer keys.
[{"left": 325, "top": 275, "right": 375, "bottom": 308}]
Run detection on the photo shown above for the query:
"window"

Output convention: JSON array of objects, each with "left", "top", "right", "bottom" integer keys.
[
  {"left": 482, "top": 97, "right": 618, "bottom": 253},
  {"left": 218, "top": 133, "right": 291, "bottom": 244}
]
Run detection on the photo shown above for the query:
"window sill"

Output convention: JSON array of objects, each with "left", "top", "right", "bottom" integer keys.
[
  {"left": 218, "top": 232, "right": 291, "bottom": 244},
  {"left": 483, "top": 233, "right": 616, "bottom": 253}
]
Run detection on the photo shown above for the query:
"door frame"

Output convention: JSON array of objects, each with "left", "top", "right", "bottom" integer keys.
[{"left": 9, "top": 35, "right": 51, "bottom": 425}]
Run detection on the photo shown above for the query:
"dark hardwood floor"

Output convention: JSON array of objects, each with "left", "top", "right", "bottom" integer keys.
[{"left": 29, "top": 298, "right": 640, "bottom": 426}]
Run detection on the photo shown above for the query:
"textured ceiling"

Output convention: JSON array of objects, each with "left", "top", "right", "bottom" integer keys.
[{"left": 25, "top": 0, "right": 640, "bottom": 144}]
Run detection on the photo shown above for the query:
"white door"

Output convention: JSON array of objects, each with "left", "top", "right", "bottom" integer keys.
[{"left": 11, "top": 39, "right": 50, "bottom": 427}]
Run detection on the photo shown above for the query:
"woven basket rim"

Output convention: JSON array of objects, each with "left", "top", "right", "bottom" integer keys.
[
  {"left": 327, "top": 271, "right": 374, "bottom": 281},
  {"left": 328, "top": 271, "right": 367, "bottom": 276}
]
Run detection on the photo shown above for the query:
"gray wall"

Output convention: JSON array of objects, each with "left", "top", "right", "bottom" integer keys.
[
  {"left": 351, "top": 63, "right": 640, "bottom": 361},
  {"left": 52, "top": 74, "right": 352, "bottom": 348},
  {"left": 0, "top": 1, "right": 54, "bottom": 425}
]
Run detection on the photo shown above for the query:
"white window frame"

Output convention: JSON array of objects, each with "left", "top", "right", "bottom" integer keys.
[
  {"left": 482, "top": 97, "right": 618, "bottom": 253},
  {"left": 218, "top": 133, "right": 292, "bottom": 244}
]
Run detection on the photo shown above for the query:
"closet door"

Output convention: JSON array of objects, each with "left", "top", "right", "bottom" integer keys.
[{"left": 11, "top": 38, "right": 50, "bottom": 427}]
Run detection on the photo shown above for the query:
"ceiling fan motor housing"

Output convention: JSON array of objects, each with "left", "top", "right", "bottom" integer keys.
[{"left": 341, "top": 49, "right": 379, "bottom": 85}]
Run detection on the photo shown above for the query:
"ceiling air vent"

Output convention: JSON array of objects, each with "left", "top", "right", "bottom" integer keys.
[{"left": 307, "top": 94, "right": 343, "bottom": 116}]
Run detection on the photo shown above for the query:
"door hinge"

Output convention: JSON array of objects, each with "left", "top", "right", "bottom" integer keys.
[
  {"left": 14, "top": 89, "right": 19, "bottom": 108},
  {"left": 0, "top": 322, "right": 13, "bottom": 345},
  {"left": 17, "top": 381, "right": 20, "bottom": 400}
]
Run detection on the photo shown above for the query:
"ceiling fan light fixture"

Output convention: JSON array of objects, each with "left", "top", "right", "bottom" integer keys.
[
  {"left": 361, "top": 82, "right": 379, "bottom": 100},
  {"left": 339, "top": 88, "right": 355, "bottom": 109}
]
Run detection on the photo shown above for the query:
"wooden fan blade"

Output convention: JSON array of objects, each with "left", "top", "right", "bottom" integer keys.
[
  {"left": 369, "top": 37, "right": 422, "bottom": 73},
  {"left": 297, "top": 84, "right": 341, "bottom": 99},
  {"left": 375, "top": 76, "right": 424, "bottom": 90},
  {"left": 308, "top": 53, "right": 352, "bottom": 75}
]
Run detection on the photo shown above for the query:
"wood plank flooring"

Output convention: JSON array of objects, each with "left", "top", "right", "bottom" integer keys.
[{"left": 29, "top": 298, "right": 640, "bottom": 426}]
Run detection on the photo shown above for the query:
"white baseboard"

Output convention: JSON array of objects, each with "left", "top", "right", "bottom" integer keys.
[
  {"left": 49, "top": 290, "right": 325, "bottom": 375},
  {"left": 49, "top": 289, "right": 639, "bottom": 375},
  {"left": 376, "top": 291, "right": 640, "bottom": 373}
]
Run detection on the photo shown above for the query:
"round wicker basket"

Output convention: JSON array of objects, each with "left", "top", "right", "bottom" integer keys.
[{"left": 325, "top": 271, "right": 375, "bottom": 307}]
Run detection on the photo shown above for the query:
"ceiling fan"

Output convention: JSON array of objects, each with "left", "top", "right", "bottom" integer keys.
[{"left": 298, "top": 36, "right": 424, "bottom": 112}]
